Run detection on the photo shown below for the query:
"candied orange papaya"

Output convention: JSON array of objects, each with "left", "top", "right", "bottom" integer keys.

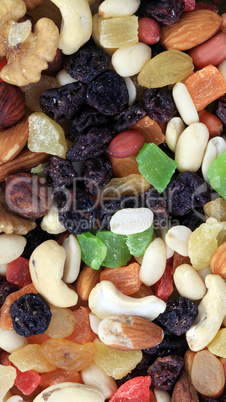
[
  {"left": 100, "top": 263, "right": 142, "bottom": 295},
  {"left": 66, "top": 306, "right": 96, "bottom": 345},
  {"left": 130, "top": 116, "right": 166, "bottom": 146},
  {"left": 40, "top": 368, "right": 82, "bottom": 390}
]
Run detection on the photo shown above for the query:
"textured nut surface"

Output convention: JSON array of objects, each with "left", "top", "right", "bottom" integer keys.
[
  {"left": 98, "top": 315, "right": 164, "bottom": 350},
  {"left": 0, "top": 117, "right": 29, "bottom": 165},
  {"left": 210, "top": 241, "right": 226, "bottom": 279},
  {"left": 76, "top": 264, "right": 100, "bottom": 301},
  {"left": 172, "top": 371, "right": 199, "bottom": 402},
  {"left": 0, "top": 83, "right": 26, "bottom": 131},
  {"left": 33, "top": 382, "right": 105, "bottom": 402},
  {"left": 41, "top": 204, "right": 66, "bottom": 235}
]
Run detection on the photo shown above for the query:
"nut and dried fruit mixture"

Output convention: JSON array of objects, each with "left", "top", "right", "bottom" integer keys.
[{"left": 0, "top": 0, "right": 226, "bottom": 400}]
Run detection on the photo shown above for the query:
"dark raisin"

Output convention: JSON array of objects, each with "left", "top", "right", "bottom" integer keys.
[
  {"left": 167, "top": 171, "right": 212, "bottom": 216},
  {"left": 151, "top": 43, "right": 166, "bottom": 58},
  {"left": 147, "top": 355, "right": 184, "bottom": 391},
  {"left": 82, "top": 156, "right": 113, "bottom": 195},
  {"left": 144, "top": 188, "right": 168, "bottom": 229},
  {"left": 64, "top": 41, "right": 111, "bottom": 84},
  {"left": 112, "top": 102, "right": 146, "bottom": 132},
  {"left": 57, "top": 188, "right": 97, "bottom": 234},
  {"left": 9, "top": 293, "right": 51, "bottom": 337},
  {"left": 66, "top": 127, "right": 113, "bottom": 162},
  {"left": 177, "top": 208, "right": 206, "bottom": 231},
  {"left": 23, "top": 221, "right": 55, "bottom": 259},
  {"left": 216, "top": 95, "right": 226, "bottom": 125},
  {"left": 144, "top": 332, "right": 188, "bottom": 358},
  {"left": 156, "top": 297, "right": 198, "bottom": 336},
  {"left": 39, "top": 82, "right": 87, "bottom": 123},
  {"left": 143, "top": 87, "right": 177, "bottom": 123},
  {"left": 44, "top": 156, "right": 77, "bottom": 188},
  {"left": 86, "top": 70, "right": 129, "bottom": 116},
  {"left": 0, "top": 281, "right": 20, "bottom": 308},
  {"left": 137, "top": 0, "right": 185, "bottom": 25},
  {"left": 68, "top": 106, "right": 110, "bottom": 139}
]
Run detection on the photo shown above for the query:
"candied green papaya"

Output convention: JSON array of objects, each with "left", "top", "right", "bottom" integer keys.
[
  {"left": 126, "top": 225, "right": 154, "bottom": 257},
  {"left": 208, "top": 153, "right": 226, "bottom": 199},
  {"left": 96, "top": 231, "right": 131, "bottom": 268},
  {"left": 77, "top": 232, "right": 107, "bottom": 270}
]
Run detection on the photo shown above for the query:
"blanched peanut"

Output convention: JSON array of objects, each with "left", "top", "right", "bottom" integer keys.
[
  {"left": 0, "top": 234, "right": 26, "bottom": 265},
  {"left": 110, "top": 208, "right": 153, "bottom": 235},
  {"left": 139, "top": 238, "right": 166, "bottom": 286},
  {"left": 166, "top": 116, "right": 185, "bottom": 152},
  {"left": 124, "top": 77, "right": 136, "bottom": 106},
  {"left": 99, "top": 0, "right": 140, "bottom": 18},
  {"left": 186, "top": 274, "right": 226, "bottom": 351},
  {"left": 0, "top": 326, "right": 28, "bottom": 353},
  {"left": 165, "top": 225, "right": 191, "bottom": 257},
  {"left": 173, "top": 264, "right": 206, "bottom": 300},
  {"left": 172, "top": 82, "right": 199, "bottom": 125},
  {"left": 88, "top": 280, "right": 166, "bottom": 321},
  {"left": 175, "top": 122, "right": 209, "bottom": 172},
  {"left": 56, "top": 69, "right": 77, "bottom": 86},
  {"left": 159, "top": 227, "right": 174, "bottom": 259},
  {"left": 112, "top": 43, "right": 151, "bottom": 77},
  {"left": 62, "top": 234, "right": 81, "bottom": 283},
  {"left": 33, "top": 382, "right": 105, "bottom": 402},
  {"left": 81, "top": 361, "right": 117, "bottom": 400},
  {"left": 202, "top": 136, "right": 226, "bottom": 182}
]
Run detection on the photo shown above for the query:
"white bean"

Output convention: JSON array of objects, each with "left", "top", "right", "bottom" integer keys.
[
  {"left": 202, "top": 136, "right": 226, "bottom": 182},
  {"left": 110, "top": 208, "right": 153, "bottom": 235},
  {"left": 0, "top": 234, "right": 26, "bottom": 265},
  {"left": 166, "top": 117, "right": 185, "bottom": 152},
  {"left": 139, "top": 238, "right": 167, "bottom": 286},
  {"left": 175, "top": 122, "right": 209, "bottom": 172},
  {"left": 172, "top": 82, "right": 199, "bottom": 125},
  {"left": 112, "top": 43, "right": 152, "bottom": 77},
  {"left": 0, "top": 326, "right": 28, "bottom": 353},
  {"left": 173, "top": 264, "right": 206, "bottom": 300},
  {"left": 99, "top": 0, "right": 140, "bottom": 18},
  {"left": 165, "top": 225, "right": 191, "bottom": 257}
]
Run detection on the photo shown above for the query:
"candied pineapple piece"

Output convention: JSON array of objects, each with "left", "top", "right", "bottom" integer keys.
[
  {"left": 8, "top": 20, "right": 32, "bottom": 47},
  {"left": 99, "top": 16, "right": 138, "bottom": 48},
  {"left": 93, "top": 339, "right": 142, "bottom": 379},
  {"left": 188, "top": 218, "right": 226, "bottom": 270},
  {"left": 138, "top": 50, "right": 194, "bottom": 89},
  {"left": 28, "top": 112, "right": 67, "bottom": 158},
  {"left": 9, "top": 344, "right": 56, "bottom": 373},
  {"left": 204, "top": 198, "right": 226, "bottom": 222},
  {"left": 207, "top": 329, "right": 226, "bottom": 358}
]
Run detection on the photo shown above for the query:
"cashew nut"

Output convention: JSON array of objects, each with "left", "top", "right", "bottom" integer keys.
[
  {"left": 29, "top": 240, "right": 78, "bottom": 308},
  {"left": 62, "top": 234, "right": 81, "bottom": 283},
  {"left": 81, "top": 361, "right": 118, "bottom": 400},
  {"left": 186, "top": 274, "right": 226, "bottom": 351},
  {"left": 50, "top": 0, "right": 92, "bottom": 55},
  {"left": 33, "top": 383, "right": 105, "bottom": 402},
  {"left": 41, "top": 203, "right": 66, "bottom": 235},
  {"left": 88, "top": 280, "right": 166, "bottom": 321}
]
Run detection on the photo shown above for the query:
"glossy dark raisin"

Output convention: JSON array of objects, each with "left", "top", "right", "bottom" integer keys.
[
  {"left": 167, "top": 171, "right": 212, "bottom": 216},
  {"left": 144, "top": 332, "right": 188, "bottom": 358},
  {"left": 0, "top": 280, "right": 20, "bottom": 308},
  {"left": 137, "top": 0, "right": 185, "bottom": 25},
  {"left": 64, "top": 41, "right": 111, "bottom": 84},
  {"left": 144, "top": 188, "right": 168, "bottom": 229},
  {"left": 68, "top": 106, "right": 110, "bottom": 138},
  {"left": 23, "top": 222, "right": 55, "bottom": 259},
  {"left": 143, "top": 87, "right": 177, "bottom": 123},
  {"left": 112, "top": 102, "right": 146, "bottom": 132},
  {"left": 147, "top": 355, "right": 184, "bottom": 391},
  {"left": 39, "top": 82, "right": 87, "bottom": 123},
  {"left": 156, "top": 297, "right": 198, "bottom": 336},
  {"left": 9, "top": 293, "right": 51, "bottom": 337},
  {"left": 216, "top": 96, "right": 226, "bottom": 125},
  {"left": 82, "top": 156, "right": 113, "bottom": 195},
  {"left": 177, "top": 208, "right": 206, "bottom": 231},
  {"left": 86, "top": 70, "right": 129, "bottom": 116},
  {"left": 57, "top": 188, "right": 97, "bottom": 234},
  {"left": 44, "top": 156, "right": 77, "bottom": 188},
  {"left": 66, "top": 127, "right": 113, "bottom": 162}
]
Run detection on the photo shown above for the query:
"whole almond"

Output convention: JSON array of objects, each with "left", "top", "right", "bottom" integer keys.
[
  {"left": 98, "top": 315, "right": 164, "bottom": 350},
  {"left": 109, "top": 154, "right": 140, "bottom": 177},
  {"left": 161, "top": 10, "right": 222, "bottom": 51},
  {"left": 172, "top": 371, "right": 199, "bottom": 402},
  {"left": 0, "top": 117, "right": 29, "bottom": 164},
  {"left": 210, "top": 241, "right": 226, "bottom": 279},
  {"left": 76, "top": 265, "right": 101, "bottom": 301},
  {"left": 107, "top": 130, "right": 145, "bottom": 158}
]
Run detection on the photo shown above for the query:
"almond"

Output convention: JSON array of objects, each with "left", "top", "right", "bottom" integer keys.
[
  {"left": 98, "top": 315, "right": 164, "bottom": 350},
  {"left": 210, "top": 241, "right": 226, "bottom": 279},
  {"left": 0, "top": 116, "right": 29, "bottom": 164},
  {"left": 109, "top": 154, "right": 140, "bottom": 177},
  {"left": 172, "top": 371, "right": 199, "bottom": 402},
  {"left": 161, "top": 10, "right": 222, "bottom": 51},
  {"left": 76, "top": 265, "right": 101, "bottom": 301},
  {"left": 0, "top": 148, "right": 50, "bottom": 182},
  {"left": 107, "top": 130, "right": 145, "bottom": 158}
]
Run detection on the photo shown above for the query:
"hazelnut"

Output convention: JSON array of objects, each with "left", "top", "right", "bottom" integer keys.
[
  {"left": 0, "top": 82, "right": 26, "bottom": 130},
  {"left": 5, "top": 173, "right": 51, "bottom": 219}
]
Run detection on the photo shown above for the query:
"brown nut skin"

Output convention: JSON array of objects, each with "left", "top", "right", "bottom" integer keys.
[
  {"left": 0, "top": 83, "right": 26, "bottom": 131},
  {"left": 5, "top": 173, "right": 51, "bottom": 219},
  {"left": 44, "top": 48, "right": 65, "bottom": 76},
  {"left": 210, "top": 241, "right": 226, "bottom": 279}
]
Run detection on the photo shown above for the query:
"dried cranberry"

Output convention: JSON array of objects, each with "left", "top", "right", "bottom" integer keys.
[
  {"left": 137, "top": 0, "right": 185, "bottom": 25},
  {"left": 0, "top": 280, "right": 20, "bottom": 307},
  {"left": 86, "top": 70, "right": 129, "bottom": 116},
  {"left": 112, "top": 102, "right": 146, "bottom": 133},
  {"left": 82, "top": 156, "right": 113, "bottom": 195},
  {"left": 147, "top": 355, "right": 184, "bottom": 391},
  {"left": 143, "top": 87, "right": 177, "bottom": 123},
  {"left": 44, "top": 156, "right": 77, "bottom": 188}
]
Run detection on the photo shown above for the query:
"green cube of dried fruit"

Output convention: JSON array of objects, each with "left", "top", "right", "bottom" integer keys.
[{"left": 77, "top": 232, "right": 107, "bottom": 270}]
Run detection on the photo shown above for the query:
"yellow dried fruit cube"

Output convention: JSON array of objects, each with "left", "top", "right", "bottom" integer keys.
[
  {"left": 28, "top": 112, "right": 67, "bottom": 158},
  {"left": 93, "top": 339, "right": 142, "bottom": 379},
  {"left": 207, "top": 329, "right": 226, "bottom": 358},
  {"left": 99, "top": 16, "right": 138, "bottom": 48}
]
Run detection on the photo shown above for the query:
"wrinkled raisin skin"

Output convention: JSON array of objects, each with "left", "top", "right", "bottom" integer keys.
[
  {"left": 9, "top": 293, "right": 51, "bottom": 337},
  {"left": 143, "top": 87, "right": 177, "bottom": 123},
  {"left": 112, "top": 102, "right": 146, "bottom": 133},
  {"left": 144, "top": 188, "right": 168, "bottom": 229},
  {"left": 144, "top": 332, "right": 188, "bottom": 358},
  {"left": 68, "top": 106, "right": 110, "bottom": 139},
  {"left": 86, "top": 70, "right": 129, "bottom": 116},
  {"left": 39, "top": 82, "right": 87, "bottom": 123},
  {"left": 82, "top": 156, "right": 113, "bottom": 195},
  {"left": 64, "top": 41, "right": 111, "bottom": 84},
  {"left": 156, "top": 297, "right": 198, "bottom": 336},
  {"left": 23, "top": 221, "right": 55, "bottom": 259},
  {"left": 137, "top": 0, "right": 185, "bottom": 25},
  {"left": 147, "top": 355, "right": 184, "bottom": 391},
  {"left": 0, "top": 279, "right": 20, "bottom": 308},
  {"left": 216, "top": 96, "right": 226, "bottom": 125},
  {"left": 44, "top": 156, "right": 77, "bottom": 188}
]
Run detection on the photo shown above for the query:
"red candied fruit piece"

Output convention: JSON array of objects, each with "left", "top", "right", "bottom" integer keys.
[
  {"left": 0, "top": 59, "right": 7, "bottom": 82},
  {"left": 12, "top": 363, "right": 41, "bottom": 396},
  {"left": 109, "top": 376, "right": 152, "bottom": 402},
  {"left": 182, "top": 0, "right": 195, "bottom": 11},
  {"left": 154, "top": 264, "right": 173, "bottom": 302},
  {"left": 6, "top": 256, "right": 32, "bottom": 287}
]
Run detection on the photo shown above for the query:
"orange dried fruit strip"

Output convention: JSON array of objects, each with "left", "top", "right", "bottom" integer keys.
[
  {"left": 109, "top": 155, "right": 140, "bottom": 178},
  {"left": 130, "top": 116, "right": 166, "bottom": 146},
  {"left": 66, "top": 306, "right": 96, "bottom": 345},
  {"left": 0, "top": 283, "right": 38, "bottom": 330},
  {"left": 184, "top": 65, "right": 226, "bottom": 111},
  {"left": 100, "top": 262, "right": 142, "bottom": 296}
]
